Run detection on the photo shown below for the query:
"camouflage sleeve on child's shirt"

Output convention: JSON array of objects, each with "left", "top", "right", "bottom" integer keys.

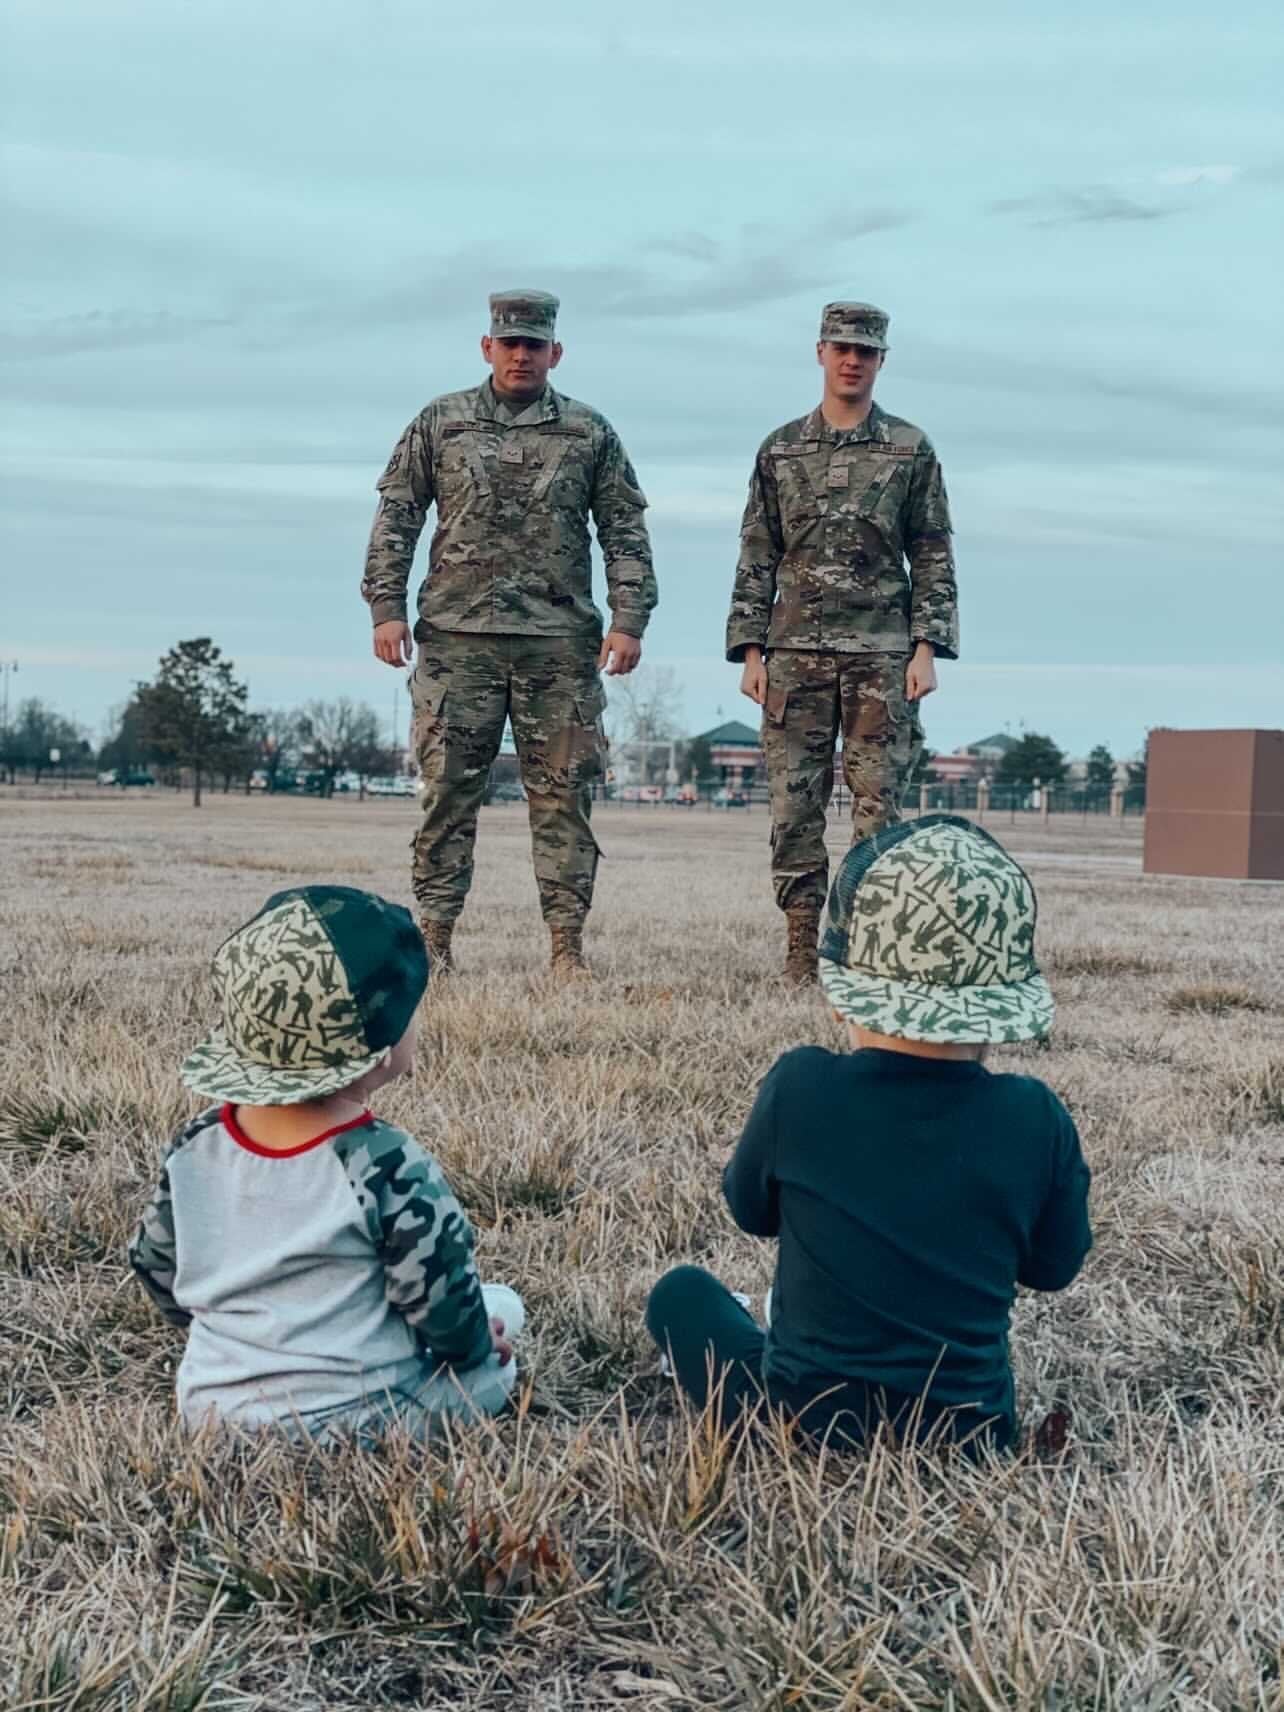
[
  {"left": 127, "top": 1111, "right": 216, "bottom": 1328},
  {"left": 334, "top": 1121, "right": 493, "bottom": 1372}
]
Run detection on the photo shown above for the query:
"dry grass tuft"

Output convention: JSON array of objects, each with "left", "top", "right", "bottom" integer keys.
[
  {"left": 1167, "top": 982, "right": 1271, "bottom": 1017},
  {"left": 1046, "top": 944, "right": 1171, "bottom": 978},
  {"left": 0, "top": 1091, "right": 104, "bottom": 1155},
  {"left": 2, "top": 798, "right": 1282, "bottom": 1709},
  {"left": 192, "top": 852, "right": 377, "bottom": 877}
]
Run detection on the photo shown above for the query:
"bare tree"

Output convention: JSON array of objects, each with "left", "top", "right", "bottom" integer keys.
[
  {"left": 605, "top": 666, "right": 684, "bottom": 785},
  {"left": 296, "top": 699, "right": 388, "bottom": 796}
]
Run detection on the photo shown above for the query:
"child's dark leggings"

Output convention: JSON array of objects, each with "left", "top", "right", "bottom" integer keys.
[{"left": 646, "top": 1265, "right": 1011, "bottom": 1457}]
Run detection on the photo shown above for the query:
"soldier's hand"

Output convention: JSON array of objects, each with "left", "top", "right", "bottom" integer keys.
[
  {"left": 905, "top": 644, "right": 938, "bottom": 702},
  {"left": 739, "top": 651, "right": 768, "bottom": 706},
  {"left": 598, "top": 631, "right": 642, "bottom": 676},
  {"left": 373, "top": 621, "right": 414, "bottom": 667}
]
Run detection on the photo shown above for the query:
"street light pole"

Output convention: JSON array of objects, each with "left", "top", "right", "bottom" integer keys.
[
  {"left": 0, "top": 659, "right": 17, "bottom": 735},
  {"left": 0, "top": 660, "right": 18, "bottom": 780}
]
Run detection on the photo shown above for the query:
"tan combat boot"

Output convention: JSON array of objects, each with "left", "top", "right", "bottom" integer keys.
[
  {"left": 784, "top": 904, "right": 820, "bottom": 986},
  {"left": 419, "top": 918, "right": 456, "bottom": 976},
  {"left": 548, "top": 922, "right": 590, "bottom": 979}
]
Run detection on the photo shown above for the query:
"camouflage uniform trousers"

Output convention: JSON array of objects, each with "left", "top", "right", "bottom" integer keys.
[
  {"left": 410, "top": 628, "right": 606, "bottom": 928},
  {"left": 762, "top": 649, "right": 924, "bottom": 912}
]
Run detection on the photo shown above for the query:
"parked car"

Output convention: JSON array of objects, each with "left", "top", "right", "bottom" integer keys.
[
  {"left": 489, "top": 781, "right": 526, "bottom": 803},
  {"left": 712, "top": 788, "right": 748, "bottom": 809},
  {"left": 367, "top": 775, "right": 417, "bottom": 798},
  {"left": 97, "top": 768, "right": 155, "bottom": 788}
]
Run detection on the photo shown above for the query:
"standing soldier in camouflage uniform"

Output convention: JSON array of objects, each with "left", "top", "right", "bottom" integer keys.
[
  {"left": 726, "top": 302, "right": 958, "bottom": 985},
  {"left": 363, "top": 290, "right": 657, "bottom": 976}
]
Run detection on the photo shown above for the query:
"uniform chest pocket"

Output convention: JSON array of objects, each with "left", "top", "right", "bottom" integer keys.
[
  {"left": 772, "top": 449, "right": 825, "bottom": 539},
  {"left": 435, "top": 429, "right": 495, "bottom": 499},
  {"left": 854, "top": 453, "right": 914, "bottom": 522},
  {"left": 540, "top": 432, "right": 593, "bottom": 507}
]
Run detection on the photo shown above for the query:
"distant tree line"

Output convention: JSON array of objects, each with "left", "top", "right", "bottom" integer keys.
[
  {"left": 1, "top": 642, "right": 1152, "bottom": 811},
  {"left": 992, "top": 733, "right": 1144, "bottom": 801},
  {"left": 0, "top": 699, "right": 93, "bottom": 784},
  {"left": 2, "top": 638, "right": 404, "bottom": 807}
]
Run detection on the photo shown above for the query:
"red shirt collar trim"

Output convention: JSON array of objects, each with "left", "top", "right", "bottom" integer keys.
[{"left": 221, "top": 1102, "right": 374, "bottom": 1159}]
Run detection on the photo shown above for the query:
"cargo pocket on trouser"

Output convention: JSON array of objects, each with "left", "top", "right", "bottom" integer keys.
[
  {"left": 546, "top": 679, "right": 607, "bottom": 789},
  {"left": 842, "top": 657, "right": 911, "bottom": 840},
  {"left": 409, "top": 665, "right": 451, "bottom": 786},
  {"left": 763, "top": 678, "right": 832, "bottom": 909}
]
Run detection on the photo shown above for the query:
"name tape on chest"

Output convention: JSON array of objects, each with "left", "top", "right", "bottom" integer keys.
[
  {"left": 499, "top": 442, "right": 525, "bottom": 465},
  {"left": 440, "top": 419, "right": 590, "bottom": 442}
]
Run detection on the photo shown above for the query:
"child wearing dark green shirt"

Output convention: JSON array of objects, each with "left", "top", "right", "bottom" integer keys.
[{"left": 647, "top": 815, "right": 1091, "bottom": 1453}]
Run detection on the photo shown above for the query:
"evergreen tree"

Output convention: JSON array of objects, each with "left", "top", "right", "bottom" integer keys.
[
  {"left": 995, "top": 733, "right": 1068, "bottom": 792},
  {"left": 682, "top": 733, "right": 714, "bottom": 785},
  {"left": 1085, "top": 744, "right": 1115, "bottom": 795},
  {"left": 135, "top": 638, "right": 249, "bottom": 807}
]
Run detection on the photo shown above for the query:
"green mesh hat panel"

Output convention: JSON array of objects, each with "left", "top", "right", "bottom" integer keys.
[
  {"left": 820, "top": 817, "right": 929, "bottom": 966},
  {"left": 259, "top": 886, "right": 428, "bottom": 1054}
]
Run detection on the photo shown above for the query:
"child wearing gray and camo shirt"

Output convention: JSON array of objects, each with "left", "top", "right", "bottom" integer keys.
[{"left": 129, "top": 885, "right": 523, "bottom": 1440}]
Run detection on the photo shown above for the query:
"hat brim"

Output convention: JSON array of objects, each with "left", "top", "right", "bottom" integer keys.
[
  {"left": 818, "top": 958, "right": 1054, "bottom": 1044},
  {"left": 489, "top": 323, "right": 555, "bottom": 342},
  {"left": 820, "top": 333, "right": 888, "bottom": 350},
  {"left": 180, "top": 1028, "right": 388, "bottom": 1107}
]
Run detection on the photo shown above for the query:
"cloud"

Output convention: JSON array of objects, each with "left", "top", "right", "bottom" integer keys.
[
  {"left": 1155, "top": 165, "right": 1238, "bottom": 187},
  {"left": 0, "top": 308, "right": 236, "bottom": 362},
  {"left": 988, "top": 187, "right": 1173, "bottom": 225}
]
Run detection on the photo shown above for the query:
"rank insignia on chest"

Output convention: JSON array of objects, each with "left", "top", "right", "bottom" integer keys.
[
  {"left": 499, "top": 443, "right": 525, "bottom": 465},
  {"left": 827, "top": 463, "right": 850, "bottom": 488}
]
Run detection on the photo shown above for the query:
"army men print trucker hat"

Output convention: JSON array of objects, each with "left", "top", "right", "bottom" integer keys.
[
  {"left": 819, "top": 815, "right": 1054, "bottom": 1044},
  {"left": 181, "top": 886, "right": 429, "bottom": 1105}
]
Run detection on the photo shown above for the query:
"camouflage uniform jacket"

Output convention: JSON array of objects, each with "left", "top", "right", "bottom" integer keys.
[
  {"left": 129, "top": 1105, "right": 492, "bottom": 1428},
  {"left": 363, "top": 381, "right": 657, "bottom": 641},
  {"left": 726, "top": 402, "right": 958, "bottom": 663}
]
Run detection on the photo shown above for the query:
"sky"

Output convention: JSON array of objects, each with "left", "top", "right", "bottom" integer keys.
[{"left": 3, "top": 0, "right": 1282, "bottom": 760}]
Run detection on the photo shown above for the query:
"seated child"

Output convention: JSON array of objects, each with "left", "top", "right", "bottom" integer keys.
[
  {"left": 647, "top": 815, "right": 1091, "bottom": 1454},
  {"left": 129, "top": 884, "right": 523, "bottom": 1441}
]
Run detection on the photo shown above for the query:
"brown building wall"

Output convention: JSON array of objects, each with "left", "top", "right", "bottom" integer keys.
[
  {"left": 1249, "top": 728, "right": 1284, "bottom": 879},
  {"left": 1143, "top": 728, "right": 1284, "bottom": 880}
]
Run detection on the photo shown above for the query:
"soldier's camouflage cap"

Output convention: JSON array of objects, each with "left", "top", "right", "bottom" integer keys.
[
  {"left": 819, "top": 301, "right": 889, "bottom": 349},
  {"left": 181, "top": 886, "right": 429, "bottom": 1105},
  {"left": 818, "top": 815, "right": 1054, "bottom": 1044},
  {"left": 489, "top": 288, "right": 559, "bottom": 341}
]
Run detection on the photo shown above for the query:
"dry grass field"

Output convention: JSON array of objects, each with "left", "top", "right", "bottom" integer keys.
[{"left": 1, "top": 794, "right": 1281, "bottom": 1711}]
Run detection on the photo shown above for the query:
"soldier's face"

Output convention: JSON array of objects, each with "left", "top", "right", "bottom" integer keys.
[
  {"left": 817, "top": 340, "right": 885, "bottom": 402},
  {"left": 481, "top": 334, "right": 563, "bottom": 400}
]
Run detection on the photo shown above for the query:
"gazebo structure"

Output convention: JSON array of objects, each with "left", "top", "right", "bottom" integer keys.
[{"left": 697, "top": 719, "right": 763, "bottom": 789}]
